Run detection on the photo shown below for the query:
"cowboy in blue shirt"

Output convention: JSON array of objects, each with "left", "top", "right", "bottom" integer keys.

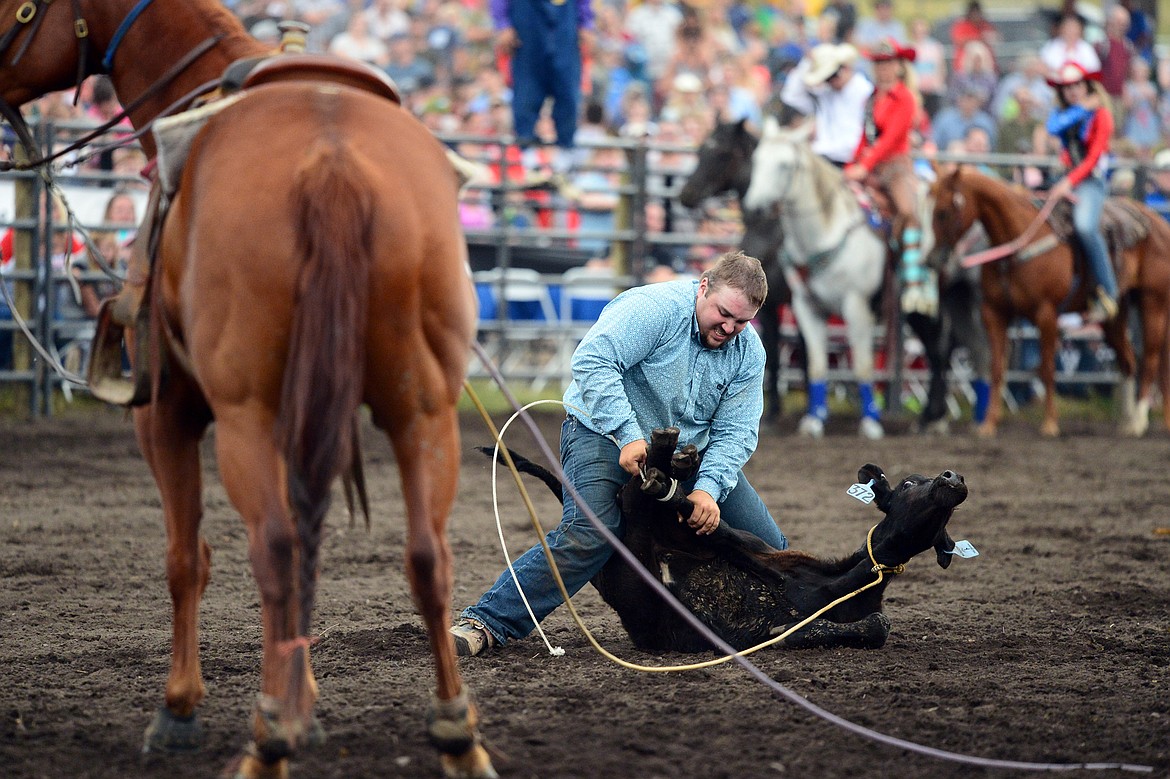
[{"left": 451, "top": 251, "right": 788, "bottom": 656}]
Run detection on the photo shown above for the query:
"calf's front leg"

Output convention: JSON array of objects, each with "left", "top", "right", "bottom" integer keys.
[{"left": 771, "top": 613, "right": 891, "bottom": 650}]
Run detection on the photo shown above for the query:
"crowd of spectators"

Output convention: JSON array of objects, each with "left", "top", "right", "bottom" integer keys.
[
  {"left": 10, "top": 0, "right": 1170, "bottom": 278},
  {"left": 219, "top": 2, "right": 1170, "bottom": 241}
]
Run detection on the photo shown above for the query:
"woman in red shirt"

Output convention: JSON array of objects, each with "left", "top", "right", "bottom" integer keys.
[
  {"left": 845, "top": 39, "right": 930, "bottom": 315},
  {"left": 1045, "top": 61, "right": 1117, "bottom": 322}
]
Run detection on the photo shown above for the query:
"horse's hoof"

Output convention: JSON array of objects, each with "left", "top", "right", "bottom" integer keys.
[
  {"left": 1121, "top": 398, "right": 1150, "bottom": 437},
  {"left": 142, "top": 706, "right": 204, "bottom": 754},
  {"left": 975, "top": 422, "right": 997, "bottom": 438},
  {"left": 921, "top": 417, "right": 949, "bottom": 436},
  {"left": 440, "top": 747, "right": 499, "bottom": 779},
  {"left": 797, "top": 415, "right": 824, "bottom": 438},
  {"left": 229, "top": 746, "right": 290, "bottom": 779},
  {"left": 1039, "top": 421, "right": 1060, "bottom": 438},
  {"left": 858, "top": 417, "right": 884, "bottom": 440}
]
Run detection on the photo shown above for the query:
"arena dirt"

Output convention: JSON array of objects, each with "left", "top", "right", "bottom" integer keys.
[{"left": 1, "top": 407, "right": 1168, "bottom": 778}]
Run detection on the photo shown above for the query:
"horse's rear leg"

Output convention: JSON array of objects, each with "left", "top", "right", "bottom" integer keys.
[
  {"left": 134, "top": 387, "right": 213, "bottom": 753},
  {"left": 1033, "top": 308, "right": 1061, "bottom": 437},
  {"left": 214, "top": 412, "right": 321, "bottom": 777},
  {"left": 388, "top": 408, "right": 495, "bottom": 779}
]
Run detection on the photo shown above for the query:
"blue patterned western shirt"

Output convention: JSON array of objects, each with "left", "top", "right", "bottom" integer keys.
[{"left": 562, "top": 278, "right": 765, "bottom": 503}]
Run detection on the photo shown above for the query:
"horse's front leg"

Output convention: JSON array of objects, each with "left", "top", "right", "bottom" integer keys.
[
  {"left": 978, "top": 303, "right": 1009, "bottom": 437},
  {"left": 388, "top": 408, "right": 496, "bottom": 779},
  {"left": 135, "top": 380, "right": 213, "bottom": 755},
  {"left": 757, "top": 301, "right": 783, "bottom": 422},
  {"left": 905, "top": 311, "right": 949, "bottom": 432},
  {"left": 1033, "top": 307, "right": 1061, "bottom": 437}
]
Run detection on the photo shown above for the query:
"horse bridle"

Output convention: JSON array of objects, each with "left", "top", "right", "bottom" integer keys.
[{"left": 0, "top": 0, "right": 223, "bottom": 171}]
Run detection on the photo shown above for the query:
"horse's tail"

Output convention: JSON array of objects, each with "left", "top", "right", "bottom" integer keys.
[{"left": 277, "top": 139, "right": 373, "bottom": 636}]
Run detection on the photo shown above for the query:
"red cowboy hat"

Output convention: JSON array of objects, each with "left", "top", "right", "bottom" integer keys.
[
  {"left": 1046, "top": 61, "right": 1102, "bottom": 87},
  {"left": 865, "top": 39, "right": 916, "bottom": 63}
]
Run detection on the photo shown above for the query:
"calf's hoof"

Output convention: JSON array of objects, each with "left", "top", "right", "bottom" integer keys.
[{"left": 142, "top": 706, "right": 204, "bottom": 754}]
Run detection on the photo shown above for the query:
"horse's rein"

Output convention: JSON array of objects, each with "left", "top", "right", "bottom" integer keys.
[
  {"left": 0, "top": 33, "right": 225, "bottom": 172},
  {"left": 959, "top": 191, "right": 1061, "bottom": 269}
]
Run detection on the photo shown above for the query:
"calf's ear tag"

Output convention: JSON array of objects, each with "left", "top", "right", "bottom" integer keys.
[
  {"left": 847, "top": 479, "right": 876, "bottom": 504},
  {"left": 945, "top": 540, "right": 979, "bottom": 558}
]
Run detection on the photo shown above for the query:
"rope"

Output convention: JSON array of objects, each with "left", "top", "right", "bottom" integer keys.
[
  {"left": 462, "top": 384, "right": 898, "bottom": 672},
  {"left": 463, "top": 340, "right": 1153, "bottom": 773}
]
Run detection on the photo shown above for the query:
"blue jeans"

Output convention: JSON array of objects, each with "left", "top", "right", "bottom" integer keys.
[
  {"left": 463, "top": 416, "right": 788, "bottom": 645},
  {"left": 1072, "top": 177, "right": 1118, "bottom": 299}
]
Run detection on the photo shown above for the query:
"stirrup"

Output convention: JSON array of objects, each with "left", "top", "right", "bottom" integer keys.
[{"left": 86, "top": 299, "right": 154, "bottom": 406}]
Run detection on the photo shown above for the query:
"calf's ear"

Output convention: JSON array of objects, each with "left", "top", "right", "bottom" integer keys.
[
  {"left": 933, "top": 528, "right": 955, "bottom": 569},
  {"left": 858, "top": 464, "right": 893, "bottom": 512}
]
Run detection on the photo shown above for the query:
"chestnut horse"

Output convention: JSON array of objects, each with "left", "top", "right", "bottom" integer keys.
[
  {"left": 930, "top": 167, "right": 1170, "bottom": 437},
  {"left": 0, "top": 2, "right": 494, "bottom": 778}
]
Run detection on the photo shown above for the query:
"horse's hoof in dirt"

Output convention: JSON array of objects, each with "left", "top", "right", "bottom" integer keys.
[
  {"left": 440, "top": 749, "right": 499, "bottom": 779},
  {"left": 142, "top": 706, "right": 204, "bottom": 754},
  {"left": 797, "top": 415, "right": 825, "bottom": 439},
  {"left": 920, "top": 417, "right": 949, "bottom": 436},
  {"left": 1039, "top": 420, "right": 1060, "bottom": 438},
  {"left": 228, "top": 746, "right": 290, "bottom": 779},
  {"left": 429, "top": 690, "right": 498, "bottom": 779},
  {"left": 975, "top": 422, "right": 997, "bottom": 438},
  {"left": 1121, "top": 398, "right": 1150, "bottom": 437},
  {"left": 858, "top": 417, "right": 884, "bottom": 440}
]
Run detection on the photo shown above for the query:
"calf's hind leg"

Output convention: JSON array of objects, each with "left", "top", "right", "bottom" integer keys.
[{"left": 772, "top": 613, "right": 891, "bottom": 650}]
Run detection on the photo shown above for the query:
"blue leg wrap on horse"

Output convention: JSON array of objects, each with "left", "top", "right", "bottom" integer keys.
[
  {"left": 808, "top": 381, "right": 828, "bottom": 420},
  {"left": 858, "top": 383, "right": 881, "bottom": 420},
  {"left": 901, "top": 227, "right": 924, "bottom": 281},
  {"left": 972, "top": 378, "right": 990, "bottom": 424}
]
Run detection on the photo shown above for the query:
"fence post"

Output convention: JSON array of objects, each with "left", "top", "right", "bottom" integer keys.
[{"left": 12, "top": 142, "right": 36, "bottom": 416}]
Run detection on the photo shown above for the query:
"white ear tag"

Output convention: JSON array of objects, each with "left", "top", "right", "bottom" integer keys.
[
  {"left": 847, "top": 479, "right": 876, "bottom": 504},
  {"left": 945, "top": 540, "right": 979, "bottom": 558}
]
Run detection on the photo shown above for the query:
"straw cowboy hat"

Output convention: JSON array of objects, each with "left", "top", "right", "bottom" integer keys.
[
  {"left": 1046, "top": 60, "right": 1101, "bottom": 87},
  {"left": 803, "top": 43, "right": 859, "bottom": 87},
  {"left": 865, "top": 38, "right": 916, "bottom": 63}
]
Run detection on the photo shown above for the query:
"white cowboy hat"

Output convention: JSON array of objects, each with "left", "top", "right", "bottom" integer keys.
[{"left": 803, "top": 43, "right": 858, "bottom": 87}]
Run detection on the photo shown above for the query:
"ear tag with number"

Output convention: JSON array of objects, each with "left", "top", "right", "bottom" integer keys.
[
  {"left": 944, "top": 539, "right": 979, "bottom": 559},
  {"left": 847, "top": 479, "right": 876, "bottom": 504}
]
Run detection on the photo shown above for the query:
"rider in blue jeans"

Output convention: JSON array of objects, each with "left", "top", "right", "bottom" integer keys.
[{"left": 451, "top": 251, "right": 789, "bottom": 656}]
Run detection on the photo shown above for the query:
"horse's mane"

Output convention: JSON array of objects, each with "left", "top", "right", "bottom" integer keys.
[{"left": 802, "top": 143, "right": 845, "bottom": 222}]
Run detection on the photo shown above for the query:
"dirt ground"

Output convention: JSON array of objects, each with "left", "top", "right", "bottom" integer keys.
[{"left": 1, "top": 406, "right": 1168, "bottom": 779}]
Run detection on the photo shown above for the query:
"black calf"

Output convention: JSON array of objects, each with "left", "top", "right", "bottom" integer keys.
[{"left": 484, "top": 428, "right": 969, "bottom": 652}]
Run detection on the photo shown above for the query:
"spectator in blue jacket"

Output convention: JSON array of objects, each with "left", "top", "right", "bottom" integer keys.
[{"left": 932, "top": 82, "right": 998, "bottom": 152}]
